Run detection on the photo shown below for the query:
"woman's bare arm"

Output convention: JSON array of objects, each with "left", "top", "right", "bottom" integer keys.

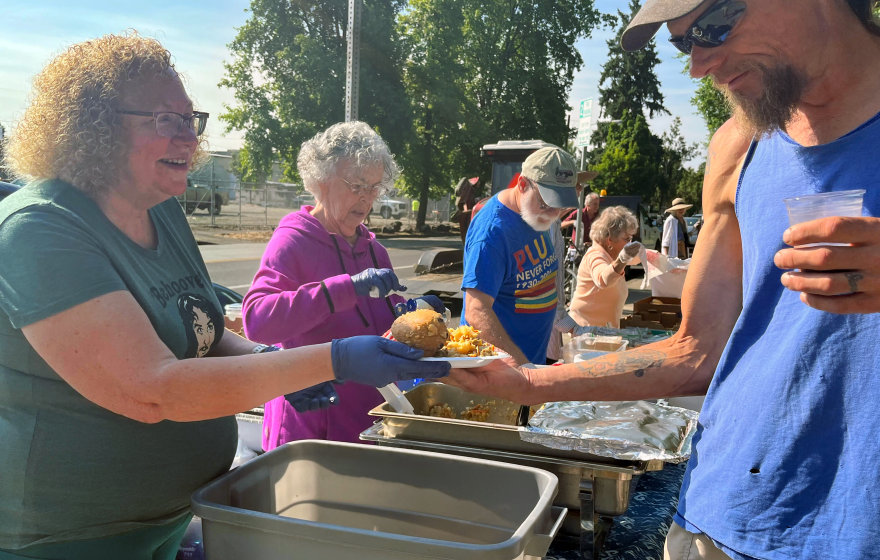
[{"left": 22, "top": 291, "right": 334, "bottom": 424}]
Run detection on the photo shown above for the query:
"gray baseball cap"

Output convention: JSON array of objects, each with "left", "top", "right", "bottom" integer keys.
[
  {"left": 520, "top": 147, "right": 579, "bottom": 209},
  {"left": 621, "top": 0, "right": 706, "bottom": 52}
]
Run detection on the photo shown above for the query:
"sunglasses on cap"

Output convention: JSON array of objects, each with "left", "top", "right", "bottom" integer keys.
[{"left": 668, "top": 0, "right": 746, "bottom": 55}]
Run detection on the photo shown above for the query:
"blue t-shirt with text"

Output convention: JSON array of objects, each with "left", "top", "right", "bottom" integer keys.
[{"left": 461, "top": 195, "right": 558, "bottom": 364}]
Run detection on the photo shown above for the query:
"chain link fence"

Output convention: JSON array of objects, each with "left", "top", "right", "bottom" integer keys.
[{"left": 179, "top": 180, "right": 456, "bottom": 230}]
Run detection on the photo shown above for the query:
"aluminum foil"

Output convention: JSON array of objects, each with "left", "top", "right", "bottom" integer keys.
[{"left": 521, "top": 401, "right": 698, "bottom": 463}]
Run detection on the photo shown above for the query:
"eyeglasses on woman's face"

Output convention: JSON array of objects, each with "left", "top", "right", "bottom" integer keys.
[
  {"left": 117, "top": 110, "right": 209, "bottom": 138},
  {"left": 340, "top": 177, "right": 389, "bottom": 198},
  {"left": 668, "top": 0, "right": 746, "bottom": 55}
]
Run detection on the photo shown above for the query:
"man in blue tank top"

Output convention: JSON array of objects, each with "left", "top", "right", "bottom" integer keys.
[{"left": 446, "top": 0, "right": 880, "bottom": 558}]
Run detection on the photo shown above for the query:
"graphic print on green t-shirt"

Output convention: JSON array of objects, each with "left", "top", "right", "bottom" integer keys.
[
  {"left": 0, "top": 180, "right": 236, "bottom": 550},
  {"left": 175, "top": 293, "right": 223, "bottom": 358}
]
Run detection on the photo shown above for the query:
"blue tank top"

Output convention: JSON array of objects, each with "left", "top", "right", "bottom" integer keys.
[{"left": 675, "top": 112, "right": 880, "bottom": 560}]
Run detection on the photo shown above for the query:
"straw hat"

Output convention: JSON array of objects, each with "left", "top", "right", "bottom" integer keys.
[
  {"left": 666, "top": 198, "right": 693, "bottom": 213},
  {"left": 577, "top": 171, "right": 599, "bottom": 184}
]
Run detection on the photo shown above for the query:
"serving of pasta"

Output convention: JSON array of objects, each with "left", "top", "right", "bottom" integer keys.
[{"left": 435, "top": 326, "right": 497, "bottom": 358}]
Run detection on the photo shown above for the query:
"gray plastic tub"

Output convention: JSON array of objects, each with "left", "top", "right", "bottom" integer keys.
[{"left": 192, "top": 440, "right": 566, "bottom": 560}]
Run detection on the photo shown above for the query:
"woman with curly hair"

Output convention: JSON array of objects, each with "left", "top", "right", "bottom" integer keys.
[
  {"left": 243, "top": 122, "right": 445, "bottom": 448},
  {"left": 0, "top": 33, "right": 448, "bottom": 559}
]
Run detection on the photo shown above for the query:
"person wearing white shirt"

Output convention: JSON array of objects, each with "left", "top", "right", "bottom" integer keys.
[{"left": 661, "top": 198, "right": 693, "bottom": 258}]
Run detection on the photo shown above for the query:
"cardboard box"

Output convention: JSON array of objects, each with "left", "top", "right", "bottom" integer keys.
[
  {"left": 633, "top": 296, "right": 682, "bottom": 315},
  {"left": 620, "top": 313, "right": 681, "bottom": 331}
]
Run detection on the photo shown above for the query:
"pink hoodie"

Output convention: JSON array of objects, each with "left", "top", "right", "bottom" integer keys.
[{"left": 243, "top": 206, "right": 403, "bottom": 449}]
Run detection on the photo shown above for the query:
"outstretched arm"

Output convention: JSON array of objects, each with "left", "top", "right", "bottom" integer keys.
[
  {"left": 448, "top": 121, "right": 752, "bottom": 404},
  {"left": 464, "top": 288, "right": 530, "bottom": 365}
]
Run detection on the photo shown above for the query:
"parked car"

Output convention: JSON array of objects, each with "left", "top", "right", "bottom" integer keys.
[
  {"left": 372, "top": 196, "right": 407, "bottom": 219},
  {"left": 685, "top": 215, "right": 702, "bottom": 246},
  {"left": 177, "top": 178, "right": 230, "bottom": 215},
  {"left": 0, "top": 181, "right": 20, "bottom": 202}
]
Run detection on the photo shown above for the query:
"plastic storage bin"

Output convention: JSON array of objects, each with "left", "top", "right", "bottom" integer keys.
[{"left": 192, "top": 440, "right": 565, "bottom": 560}]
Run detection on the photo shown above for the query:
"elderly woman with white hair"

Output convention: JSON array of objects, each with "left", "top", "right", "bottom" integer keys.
[
  {"left": 243, "top": 122, "right": 443, "bottom": 448},
  {"left": 563, "top": 206, "right": 643, "bottom": 329}
]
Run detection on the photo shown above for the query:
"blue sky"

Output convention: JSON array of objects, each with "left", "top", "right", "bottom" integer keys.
[{"left": 1, "top": 0, "right": 707, "bottom": 161}]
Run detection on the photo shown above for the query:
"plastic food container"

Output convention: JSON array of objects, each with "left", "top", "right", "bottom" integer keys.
[
  {"left": 562, "top": 334, "right": 629, "bottom": 363},
  {"left": 224, "top": 303, "right": 243, "bottom": 320},
  {"left": 192, "top": 440, "right": 566, "bottom": 560}
]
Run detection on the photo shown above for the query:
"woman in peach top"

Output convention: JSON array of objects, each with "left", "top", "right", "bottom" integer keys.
[{"left": 568, "top": 206, "right": 642, "bottom": 329}]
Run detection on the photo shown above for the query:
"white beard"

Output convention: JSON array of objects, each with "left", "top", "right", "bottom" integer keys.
[
  {"left": 521, "top": 206, "right": 554, "bottom": 231},
  {"left": 520, "top": 189, "right": 555, "bottom": 231}
]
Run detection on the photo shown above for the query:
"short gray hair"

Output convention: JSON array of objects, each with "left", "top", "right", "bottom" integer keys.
[
  {"left": 585, "top": 192, "right": 599, "bottom": 205},
  {"left": 590, "top": 206, "right": 638, "bottom": 244},
  {"left": 296, "top": 121, "right": 400, "bottom": 199}
]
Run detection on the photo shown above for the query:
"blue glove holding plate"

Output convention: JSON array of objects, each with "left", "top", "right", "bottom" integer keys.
[{"left": 331, "top": 336, "right": 451, "bottom": 386}]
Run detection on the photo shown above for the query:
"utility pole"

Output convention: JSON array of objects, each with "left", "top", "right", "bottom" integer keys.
[{"left": 345, "top": 0, "right": 362, "bottom": 122}]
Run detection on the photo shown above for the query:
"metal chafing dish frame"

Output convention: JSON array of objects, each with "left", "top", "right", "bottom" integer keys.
[{"left": 362, "top": 384, "right": 664, "bottom": 560}]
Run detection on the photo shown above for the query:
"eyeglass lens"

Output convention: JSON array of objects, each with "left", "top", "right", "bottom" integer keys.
[
  {"left": 347, "top": 182, "right": 386, "bottom": 197},
  {"left": 155, "top": 113, "right": 207, "bottom": 138}
]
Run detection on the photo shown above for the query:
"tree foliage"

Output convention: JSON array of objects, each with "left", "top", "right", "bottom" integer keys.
[
  {"left": 396, "top": 0, "right": 603, "bottom": 216},
  {"left": 590, "top": 0, "right": 667, "bottom": 159},
  {"left": 591, "top": 111, "right": 663, "bottom": 201},
  {"left": 676, "top": 53, "right": 731, "bottom": 139},
  {"left": 674, "top": 162, "right": 705, "bottom": 210},
  {"left": 221, "top": 0, "right": 603, "bottom": 226},
  {"left": 219, "top": 0, "right": 411, "bottom": 183},
  {"left": 692, "top": 77, "right": 731, "bottom": 137},
  {"left": 659, "top": 117, "right": 700, "bottom": 206}
]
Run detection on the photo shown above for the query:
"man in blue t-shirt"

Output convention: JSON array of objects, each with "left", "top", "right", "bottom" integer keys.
[{"left": 461, "top": 147, "right": 578, "bottom": 365}]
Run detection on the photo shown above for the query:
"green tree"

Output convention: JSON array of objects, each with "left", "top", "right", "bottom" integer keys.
[
  {"left": 397, "top": 0, "right": 603, "bottom": 226},
  {"left": 591, "top": 111, "right": 664, "bottom": 202},
  {"left": 658, "top": 117, "right": 700, "bottom": 207},
  {"left": 677, "top": 53, "right": 731, "bottom": 139},
  {"left": 675, "top": 162, "right": 705, "bottom": 211},
  {"left": 692, "top": 77, "right": 731, "bottom": 137},
  {"left": 219, "top": 0, "right": 412, "bottom": 182},
  {"left": 590, "top": 0, "right": 668, "bottom": 160}
]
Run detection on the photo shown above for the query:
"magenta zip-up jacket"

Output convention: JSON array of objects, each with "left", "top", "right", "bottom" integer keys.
[{"left": 242, "top": 206, "right": 403, "bottom": 449}]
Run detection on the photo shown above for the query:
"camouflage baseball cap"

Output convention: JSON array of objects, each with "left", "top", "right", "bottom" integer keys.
[{"left": 520, "top": 147, "right": 579, "bottom": 209}]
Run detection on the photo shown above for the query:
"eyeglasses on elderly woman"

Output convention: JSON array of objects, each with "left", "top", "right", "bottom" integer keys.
[
  {"left": 340, "top": 177, "right": 390, "bottom": 198},
  {"left": 116, "top": 110, "right": 209, "bottom": 138}
]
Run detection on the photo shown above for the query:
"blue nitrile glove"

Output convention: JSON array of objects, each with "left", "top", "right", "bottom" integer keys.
[
  {"left": 351, "top": 268, "right": 407, "bottom": 298},
  {"left": 331, "top": 336, "right": 451, "bottom": 387},
  {"left": 414, "top": 295, "right": 445, "bottom": 314},
  {"left": 284, "top": 381, "right": 339, "bottom": 413}
]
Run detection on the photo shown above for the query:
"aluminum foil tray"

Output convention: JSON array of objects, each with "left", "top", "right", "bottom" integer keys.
[
  {"left": 523, "top": 401, "right": 698, "bottom": 463},
  {"left": 369, "top": 383, "right": 634, "bottom": 466}
]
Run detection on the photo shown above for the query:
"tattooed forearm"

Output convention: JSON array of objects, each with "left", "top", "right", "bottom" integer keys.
[
  {"left": 574, "top": 349, "right": 668, "bottom": 378},
  {"left": 845, "top": 272, "right": 864, "bottom": 293}
]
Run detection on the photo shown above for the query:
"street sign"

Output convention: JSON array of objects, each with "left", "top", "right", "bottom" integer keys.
[{"left": 575, "top": 98, "right": 593, "bottom": 148}]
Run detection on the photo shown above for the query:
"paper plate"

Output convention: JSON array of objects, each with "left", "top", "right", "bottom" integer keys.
[{"left": 420, "top": 353, "right": 510, "bottom": 369}]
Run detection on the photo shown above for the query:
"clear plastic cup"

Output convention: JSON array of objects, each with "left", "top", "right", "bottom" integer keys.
[{"left": 783, "top": 190, "right": 865, "bottom": 246}]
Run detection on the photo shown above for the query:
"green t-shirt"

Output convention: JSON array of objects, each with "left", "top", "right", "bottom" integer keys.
[{"left": 0, "top": 180, "right": 237, "bottom": 549}]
